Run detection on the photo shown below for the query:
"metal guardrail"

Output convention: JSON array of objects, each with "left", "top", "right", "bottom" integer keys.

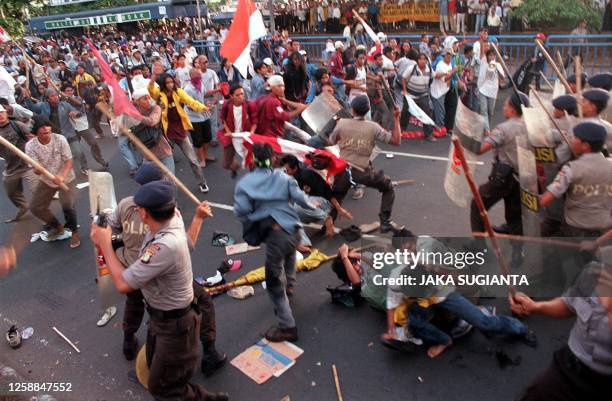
[{"left": 193, "top": 34, "right": 611, "bottom": 78}]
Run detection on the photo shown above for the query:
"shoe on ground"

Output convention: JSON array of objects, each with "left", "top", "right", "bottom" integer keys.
[
  {"left": 199, "top": 182, "right": 210, "bottom": 193},
  {"left": 206, "top": 392, "right": 229, "bottom": 401},
  {"left": 264, "top": 326, "right": 298, "bottom": 343},
  {"left": 519, "top": 328, "right": 538, "bottom": 348},
  {"left": 96, "top": 306, "right": 117, "bottom": 327},
  {"left": 6, "top": 325, "right": 21, "bottom": 349},
  {"left": 450, "top": 319, "right": 473, "bottom": 339},
  {"left": 123, "top": 335, "right": 139, "bottom": 361},
  {"left": 5, "top": 208, "right": 27, "bottom": 223},
  {"left": 81, "top": 169, "right": 89, "bottom": 177},
  {"left": 493, "top": 224, "right": 511, "bottom": 234},
  {"left": 380, "top": 220, "right": 405, "bottom": 233},
  {"left": 380, "top": 337, "right": 418, "bottom": 353},
  {"left": 46, "top": 224, "right": 65, "bottom": 240},
  {"left": 201, "top": 351, "right": 227, "bottom": 377},
  {"left": 351, "top": 187, "right": 365, "bottom": 200}
]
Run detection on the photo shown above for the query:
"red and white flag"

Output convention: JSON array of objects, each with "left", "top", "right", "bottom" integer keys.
[
  {"left": 85, "top": 39, "right": 142, "bottom": 120},
  {"left": 0, "top": 26, "right": 12, "bottom": 43},
  {"left": 234, "top": 133, "right": 347, "bottom": 181},
  {"left": 220, "top": 0, "right": 267, "bottom": 78}
]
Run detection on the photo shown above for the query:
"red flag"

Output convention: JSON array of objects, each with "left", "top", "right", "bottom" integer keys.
[
  {"left": 0, "top": 26, "right": 11, "bottom": 43},
  {"left": 239, "top": 133, "right": 346, "bottom": 181},
  {"left": 85, "top": 39, "right": 141, "bottom": 120},
  {"left": 220, "top": 0, "right": 267, "bottom": 78}
]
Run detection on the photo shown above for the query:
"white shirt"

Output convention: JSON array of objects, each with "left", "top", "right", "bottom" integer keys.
[
  {"left": 343, "top": 26, "right": 351, "bottom": 39},
  {"left": 332, "top": 7, "right": 341, "bottom": 18},
  {"left": 185, "top": 46, "right": 198, "bottom": 65},
  {"left": 317, "top": 6, "right": 325, "bottom": 21},
  {"left": 382, "top": 55, "right": 396, "bottom": 78},
  {"left": 430, "top": 60, "right": 452, "bottom": 99},
  {"left": 348, "top": 66, "right": 367, "bottom": 101},
  {"left": 176, "top": 66, "right": 191, "bottom": 88},
  {"left": 233, "top": 104, "right": 243, "bottom": 132},
  {"left": 478, "top": 57, "right": 504, "bottom": 99},
  {"left": 220, "top": 28, "right": 229, "bottom": 43}
]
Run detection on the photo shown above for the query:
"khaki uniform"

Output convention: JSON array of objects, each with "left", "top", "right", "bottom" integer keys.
[
  {"left": 122, "top": 215, "right": 209, "bottom": 400},
  {"left": 547, "top": 152, "right": 612, "bottom": 236},
  {"left": 470, "top": 117, "right": 527, "bottom": 235}
]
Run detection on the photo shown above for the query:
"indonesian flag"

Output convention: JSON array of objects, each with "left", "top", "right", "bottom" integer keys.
[
  {"left": 220, "top": 0, "right": 267, "bottom": 79},
  {"left": 233, "top": 133, "right": 347, "bottom": 181},
  {"left": 405, "top": 95, "right": 436, "bottom": 127},
  {"left": 85, "top": 39, "right": 142, "bottom": 120},
  {"left": 0, "top": 26, "right": 11, "bottom": 43}
]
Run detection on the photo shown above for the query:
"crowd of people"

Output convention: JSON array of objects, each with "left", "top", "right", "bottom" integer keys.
[
  {"left": 0, "top": 13, "right": 611, "bottom": 401},
  {"left": 273, "top": 0, "right": 527, "bottom": 35}
]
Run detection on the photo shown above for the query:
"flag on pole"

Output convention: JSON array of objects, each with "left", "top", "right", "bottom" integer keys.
[
  {"left": 0, "top": 26, "right": 11, "bottom": 43},
  {"left": 220, "top": 0, "right": 267, "bottom": 79},
  {"left": 85, "top": 39, "right": 142, "bottom": 121},
  {"left": 233, "top": 133, "right": 347, "bottom": 181}
]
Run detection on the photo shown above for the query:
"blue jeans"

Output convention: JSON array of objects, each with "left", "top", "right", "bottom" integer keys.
[
  {"left": 408, "top": 292, "right": 527, "bottom": 345},
  {"left": 432, "top": 94, "right": 446, "bottom": 127},
  {"left": 474, "top": 14, "right": 486, "bottom": 34},
  {"left": 159, "top": 155, "right": 175, "bottom": 175},
  {"left": 118, "top": 134, "right": 142, "bottom": 173},
  {"left": 294, "top": 196, "right": 332, "bottom": 247}
]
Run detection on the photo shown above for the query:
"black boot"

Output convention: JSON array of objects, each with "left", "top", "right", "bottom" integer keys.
[
  {"left": 201, "top": 341, "right": 227, "bottom": 377},
  {"left": 264, "top": 326, "right": 298, "bottom": 342},
  {"left": 379, "top": 212, "right": 404, "bottom": 233},
  {"left": 123, "top": 334, "right": 139, "bottom": 361}
]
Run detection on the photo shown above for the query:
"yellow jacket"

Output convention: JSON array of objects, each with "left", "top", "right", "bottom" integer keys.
[
  {"left": 147, "top": 81, "right": 208, "bottom": 134},
  {"left": 73, "top": 72, "right": 96, "bottom": 97}
]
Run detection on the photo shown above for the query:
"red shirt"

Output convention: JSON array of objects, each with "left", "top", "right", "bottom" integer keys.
[
  {"left": 329, "top": 51, "right": 345, "bottom": 79},
  {"left": 255, "top": 94, "right": 291, "bottom": 138}
]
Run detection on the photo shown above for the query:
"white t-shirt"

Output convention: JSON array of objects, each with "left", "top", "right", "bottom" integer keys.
[
  {"left": 430, "top": 60, "right": 452, "bottom": 99},
  {"left": 343, "top": 26, "right": 351, "bottom": 39},
  {"left": 220, "top": 28, "right": 229, "bottom": 43},
  {"left": 176, "top": 66, "right": 191, "bottom": 88},
  {"left": 478, "top": 57, "right": 504, "bottom": 99},
  {"left": 233, "top": 104, "right": 243, "bottom": 133},
  {"left": 382, "top": 55, "right": 395, "bottom": 78},
  {"left": 348, "top": 66, "right": 367, "bottom": 101},
  {"left": 332, "top": 7, "right": 341, "bottom": 18}
]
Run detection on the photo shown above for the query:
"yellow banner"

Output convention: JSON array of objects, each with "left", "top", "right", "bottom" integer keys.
[{"left": 379, "top": 1, "right": 439, "bottom": 24}]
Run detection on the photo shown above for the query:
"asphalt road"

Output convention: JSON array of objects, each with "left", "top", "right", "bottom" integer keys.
[{"left": 0, "top": 89, "right": 572, "bottom": 401}]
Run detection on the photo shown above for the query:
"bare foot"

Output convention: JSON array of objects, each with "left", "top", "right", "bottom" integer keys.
[
  {"left": 427, "top": 342, "right": 452, "bottom": 359},
  {"left": 296, "top": 245, "right": 311, "bottom": 254}
]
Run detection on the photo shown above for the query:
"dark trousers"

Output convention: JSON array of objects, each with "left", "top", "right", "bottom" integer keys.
[
  {"left": 2, "top": 169, "right": 38, "bottom": 211},
  {"left": 413, "top": 95, "right": 434, "bottom": 138},
  {"left": 30, "top": 180, "right": 78, "bottom": 232},
  {"left": 444, "top": 88, "right": 458, "bottom": 133},
  {"left": 470, "top": 175, "right": 522, "bottom": 235},
  {"left": 146, "top": 309, "right": 212, "bottom": 401},
  {"left": 75, "top": 130, "right": 107, "bottom": 168},
  {"left": 123, "top": 281, "right": 216, "bottom": 345},
  {"left": 265, "top": 228, "right": 298, "bottom": 329},
  {"left": 516, "top": 345, "right": 611, "bottom": 401},
  {"left": 87, "top": 108, "right": 103, "bottom": 136},
  {"left": 334, "top": 166, "right": 395, "bottom": 217}
]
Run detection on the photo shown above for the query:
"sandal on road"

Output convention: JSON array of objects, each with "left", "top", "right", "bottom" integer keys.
[{"left": 97, "top": 306, "right": 117, "bottom": 327}]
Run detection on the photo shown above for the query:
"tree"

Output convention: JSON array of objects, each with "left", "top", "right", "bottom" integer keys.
[
  {"left": 510, "top": 0, "right": 602, "bottom": 31},
  {"left": 0, "top": 0, "right": 44, "bottom": 37}
]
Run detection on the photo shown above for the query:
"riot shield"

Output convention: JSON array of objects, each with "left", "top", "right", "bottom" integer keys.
[
  {"left": 444, "top": 100, "right": 485, "bottom": 208},
  {"left": 516, "top": 135, "right": 543, "bottom": 276},
  {"left": 302, "top": 92, "right": 351, "bottom": 139}
]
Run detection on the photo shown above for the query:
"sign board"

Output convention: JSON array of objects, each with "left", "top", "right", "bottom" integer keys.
[
  {"left": 49, "top": 0, "right": 95, "bottom": 6},
  {"left": 44, "top": 10, "right": 152, "bottom": 30},
  {"left": 379, "top": 0, "right": 439, "bottom": 24}
]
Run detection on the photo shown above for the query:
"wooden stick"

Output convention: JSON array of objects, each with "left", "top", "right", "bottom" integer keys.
[
  {"left": 451, "top": 138, "right": 515, "bottom": 295},
  {"left": 539, "top": 71, "right": 554, "bottom": 91},
  {"left": 535, "top": 40, "right": 572, "bottom": 93},
  {"left": 52, "top": 326, "right": 80, "bottom": 353},
  {"left": 555, "top": 50, "right": 568, "bottom": 80},
  {"left": 0, "top": 136, "right": 69, "bottom": 191},
  {"left": 472, "top": 232, "right": 581, "bottom": 249},
  {"left": 491, "top": 43, "right": 520, "bottom": 95},
  {"left": 574, "top": 57, "right": 583, "bottom": 118},
  {"left": 528, "top": 85, "right": 578, "bottom": 158},
  {"left": 392, "top": 179, "right": 415, "bottom": 187},
  {"left": 95, "top": 103, "right": 211, "bottom": 213},
  {"left": 332, "top": 364, "right": 344, "bottom": 401}
]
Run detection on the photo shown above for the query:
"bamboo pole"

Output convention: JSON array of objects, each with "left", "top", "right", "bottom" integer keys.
[
  {"left": 472, "top": 232, "right": 581, "bottom": 249},
  {"left": 0, "top": 136, "right": 69, "bottom": 191},
  {"left": 535, "top": 40, "right": 572, "bottom": 93},
  {"left": 332, "top": 364, "right": 344, "bottom": 401},
  {"left": 539, "top": 71, "right": 554, "bottom": 91},
  {"left": 452, "top": 138, "right": 515, "bottom": 295},
  {"left": 574, "top": 56, "right": 584, "bottom": 118}
]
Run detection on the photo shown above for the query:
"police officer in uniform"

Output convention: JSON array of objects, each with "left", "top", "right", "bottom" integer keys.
[
  {"left": 581, "top": 89, "right": 611, "bottom": 156},
  {"left": 510, "top": 246, "right": 612, "bottom": 401},
  {"left": 91, "top": 180, "right": 229, "bottom": 401},
  {"left": 540, "top": 122, "right": 612, "bottom": 238},
  {"left": 107, "top": 163, "right": 226, "bottom": 376},
  {"left": 470, "top": 91, "right": 530, "bottom": 236}
]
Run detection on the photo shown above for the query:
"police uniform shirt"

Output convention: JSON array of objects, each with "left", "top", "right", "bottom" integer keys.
[
  {"left": 329, "top": 117, "right": 391, "bottom": 171},
  {"left": 546, "top": 153, "right": 612, "bottom": 230},
  {"left": 107, "top": 196, "right": 148, "bottom": 267},
  {"left": 484, "top": 117, "right": 527, "bottom": 171},
  {"left": 122, "top": 214, "right": 194, "bottom": 311},
  {"left": 561, "top": 265, "right": 612, "bottom": 375},
  {"left": 552, "top": 117, "right": 574, "bottom": 164}
]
